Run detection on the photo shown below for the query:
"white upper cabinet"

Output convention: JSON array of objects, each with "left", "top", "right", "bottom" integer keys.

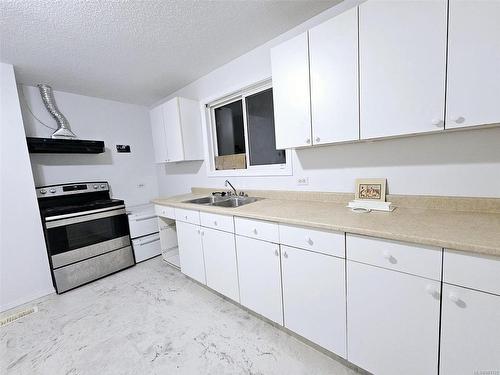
[
  {"left": 359, "top": 0, "right": 447, "bottom": 139},
  {"left": 149, "top": 97, "right": 204, "bottom": 163},
  {"left": 162, "top": 98, "right": 184, "bottom": 162},
  {"left": 150, "top": 105, "right": 168, "bottom": 163},
  {"left": 309, "top": 6, "right": 359, "bottom": 144},
  {"left": 271, "top": 32, "right": 312, "bottom": 149},
  {"left": 446, "top": 0, "right": 500, "bottom": 129}
]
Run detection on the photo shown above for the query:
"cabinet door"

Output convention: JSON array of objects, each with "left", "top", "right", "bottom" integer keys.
[
  {"left": 235, "top": 235, "right": 282, "bottom": 325},
  {"left": 309, "top": 6, "right": 359, "bottom": 144},
  {"left": 271, "top": 32, "right": 312, "bottom": 149},
  {"left": 359, "top": 0, "right": 447, "bottom": 139},
  {"left": 178, "top": 97, "right": 204, "bottom": 161},
  {"left": 150, "top": 105, "right": 168, "bottom": 163},
  {"left": 281, "top": 246, "right": 346, "bottom": 357},
  {"left": 440, "top": 285, "right": 500, "bottom": 375},
  {"left": 162, "top": 98, "right": 184, "bottom": 162},
  {"left": 446, "top": 0, "right": 500, "bottom": 129},
  {"left": 176, "top": 221, "right": 205, "bottom": 284},
  {"left": 202, "top": 227, "right": 239, "bottom": 302},
  {"left": 347, "top": 261, "right": 440, "bottom": 375}
]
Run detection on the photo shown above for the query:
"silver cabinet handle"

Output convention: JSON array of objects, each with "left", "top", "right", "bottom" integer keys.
[
  {"left": 134, "top": 214, "right": 156, "bottom": 221},
  {"left": 425, "top": 285, "right": 440, "bottom": 299},
  {"left": 283, "top": 251, "right": 288, "bottom": 259},
  {"left": 274, "top": 249, "right": 279, "bottom": 257},
  {"left": 431, "top": 119, "right": 443, "bottom": 127},
  {"left": 139, "top": 237, "right": 160, "bottom": 246},
  {"left": 306, "top": 138, "right": 311, "bottom": 144},
  {"left": 315, "top": 137, "right": 320, "bottom": 143}
]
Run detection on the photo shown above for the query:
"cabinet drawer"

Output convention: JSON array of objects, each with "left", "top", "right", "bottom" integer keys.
[
  {"left": 128, "top": 214, "right": 158, "bottom": 239},
  {"left": 279, "top": 224, "right": 344, "bottom": 258},
  {"left": 132, "top": 233, "right": 161, "bottom": 263},
  {"left": 234, "top": 217, "right": 279, "bottom": 243},
  {"left": 347, "top": 234, "right": 442, "bottom": 280},
  {"left": 154, "top": 204, "right": 175, "bottom": 220},
  {"left": 175, "top": 208, "right": 200, "bottom": 225},
  {"left": 444, "top": 249, "right": 500, "bottom": 296},
  {"left": 200, "top": 212, "right": 234, "bottom": 233}
]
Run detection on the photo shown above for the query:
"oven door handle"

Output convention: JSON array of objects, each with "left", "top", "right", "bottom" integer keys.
[
  {"left": 46, "top": 207, "right": 126, "bottom": 228},
  {"left": 45, "top": 205, "right": 126, "bottom": 222}
]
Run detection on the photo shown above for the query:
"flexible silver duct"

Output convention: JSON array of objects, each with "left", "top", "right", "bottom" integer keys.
[{"left": 37, "top": 84, "right": 77, "bottom": 139}]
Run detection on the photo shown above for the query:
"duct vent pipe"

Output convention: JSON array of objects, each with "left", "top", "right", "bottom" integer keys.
[{"left": 37, "top": 84, "right": 77, "bottom": 139}]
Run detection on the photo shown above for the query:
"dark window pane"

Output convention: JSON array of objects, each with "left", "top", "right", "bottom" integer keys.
[
  {"left": 214, "top": 100, "right": 246, "bottom": 156},
  {"left": 246, "top": 88, "right": 286, "bottom": 166}
]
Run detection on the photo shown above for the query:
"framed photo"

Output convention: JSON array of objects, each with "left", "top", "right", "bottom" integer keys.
[{"left": 355, "top": 178, "right": 387, "bottom": 202}]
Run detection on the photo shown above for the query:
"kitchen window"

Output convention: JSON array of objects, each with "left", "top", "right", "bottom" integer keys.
[{"left": 206, "top": 80, "right": 292, "bottom": 176}]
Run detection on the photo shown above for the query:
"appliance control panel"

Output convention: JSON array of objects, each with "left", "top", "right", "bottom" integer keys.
[{"left": 36, "top": 182, "right": 109, "bottom": 198}]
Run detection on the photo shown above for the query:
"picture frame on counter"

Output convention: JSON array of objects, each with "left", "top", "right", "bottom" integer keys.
[
  {"left": 355, "top": 178, "right": 387, "bottom": 202},
  {"left": 349, "top": 178, "right": 394, "bottom": 212}
]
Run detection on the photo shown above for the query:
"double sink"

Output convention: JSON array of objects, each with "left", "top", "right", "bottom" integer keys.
[{"left": 183, "top": 195, "right": 261, "bottom": 208}]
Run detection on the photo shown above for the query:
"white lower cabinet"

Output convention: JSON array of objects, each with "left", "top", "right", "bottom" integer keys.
[
  {"left": 440, "top": 284, "right": 500, "bottom": 375},
  {"left": 172, "top": 209, "right": 499, "bottom": 375},
  {"left": 235, "top": 235, "right": 283, "bottom": 325},
  {"left": 281, "top": 245, "right": 346, "bottom": 356},
  {"left": 176, "top": 220, "right": 205, "bottom": 284},
  {"left": 202, "top": 227, "right": 239, "bottom": 302},
  {"left": 347, "top": 261, "right": 441, "bottom": 375}
]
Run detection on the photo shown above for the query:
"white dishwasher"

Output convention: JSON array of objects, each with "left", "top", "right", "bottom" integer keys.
[{"left": 127, "top": 203, "right": 161, "bottom": 263}]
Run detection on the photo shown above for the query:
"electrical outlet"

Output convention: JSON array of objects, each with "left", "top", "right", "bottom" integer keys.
[
  {"left": 137, "top": 183, "right": 145, "bottom": 189},
  {"left": 297, "top": 177, "right": 309, "bottom": 186}
]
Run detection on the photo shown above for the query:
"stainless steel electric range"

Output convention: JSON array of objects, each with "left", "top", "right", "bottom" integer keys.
[{"left": 36, "top": 182, "right": 135, "bottom": 293}]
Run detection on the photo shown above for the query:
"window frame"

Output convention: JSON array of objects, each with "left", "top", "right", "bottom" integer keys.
[{"left": 205, "top": 79, "right": 292, "bottom": 177}]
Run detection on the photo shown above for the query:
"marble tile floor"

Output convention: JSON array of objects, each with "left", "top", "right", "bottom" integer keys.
[{"left": 1, "top": 257, "right": 359, "bottom": 375}]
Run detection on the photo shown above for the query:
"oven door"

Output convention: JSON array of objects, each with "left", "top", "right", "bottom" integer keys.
[{"left": 45, "top": 206, "right": 131, "bottom": 268}]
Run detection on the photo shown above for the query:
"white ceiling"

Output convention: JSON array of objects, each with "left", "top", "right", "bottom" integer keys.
[{"left": 0, "top": 0, "right": 339, "bottom": 105}]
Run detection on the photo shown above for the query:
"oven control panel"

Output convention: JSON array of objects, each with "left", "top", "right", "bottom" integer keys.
[{"left": 36, "top": 182, "right": 109, "bottom": 198}]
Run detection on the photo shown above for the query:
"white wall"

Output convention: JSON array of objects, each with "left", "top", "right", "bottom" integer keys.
[
  {"left": 155, "top": 0, "right": 500, "bottom": 198},
  {"left": 0, "top": 63, "right": 54, "bottom": 312},
  {"left": 20, "top": 85, "right": 158, "bottom": 206}
]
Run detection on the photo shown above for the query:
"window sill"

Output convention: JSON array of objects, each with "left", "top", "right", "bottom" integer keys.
[{"left": 207, "top": 165, "right": 292, "bottom": 177}]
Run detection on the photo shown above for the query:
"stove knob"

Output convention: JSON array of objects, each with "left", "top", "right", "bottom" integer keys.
[
  {"left": 49, "top": 188, "right": 56, "bottom": 193},
  {"left": 93, "top": 185, "right": 98, "bottom": 189},
  {"left": 100, "top": 184, "right": 106, "bottom": 189},
  {"left": 40, "top": 189, "right": 47, "bottom": 194}
]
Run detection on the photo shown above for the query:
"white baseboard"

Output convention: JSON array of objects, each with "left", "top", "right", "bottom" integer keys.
[{"left": 0, "top": 287, "right": 55, "bottom": 313}]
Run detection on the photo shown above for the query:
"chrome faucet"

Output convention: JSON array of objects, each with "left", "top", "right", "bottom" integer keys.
[{"left": 224, "top": 180, "right": 237, "bottom": 196}]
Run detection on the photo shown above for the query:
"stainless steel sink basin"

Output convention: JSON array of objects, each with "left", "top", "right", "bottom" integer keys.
[
  {"left": 183, "top": 196, "right": 228, "bottom": 205},
  {"left": 211, "top": 196, "right": 261, "bottom": 208},
  {"left": 182, "top": 195, "right": 261, "bottom": 208}
]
